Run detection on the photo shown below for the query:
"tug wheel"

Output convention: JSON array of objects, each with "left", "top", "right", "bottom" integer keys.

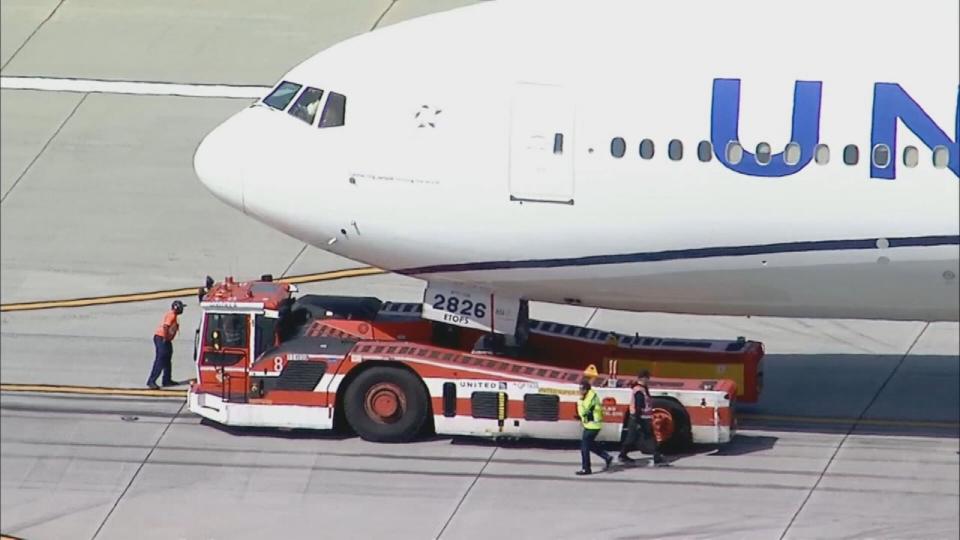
[
  {"left": 364, "top": 382, "right": 406, "bottom": 424},
  {"left": 650, "top": 397, "right": 692, "bottom": 454},
  {"left": 651, "top": 407, "right": 676, "bottom": 442},
  {"left": 344, "top": 367, "right": 428, "bottom": 442}
]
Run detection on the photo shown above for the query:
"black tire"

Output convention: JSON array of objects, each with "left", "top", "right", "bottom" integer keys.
[
  {"left": 651, "top": 397, "right": 692, "bottom": 454},
  {"left": 343, "top": 367, "right": 429, "bottom": 443}
]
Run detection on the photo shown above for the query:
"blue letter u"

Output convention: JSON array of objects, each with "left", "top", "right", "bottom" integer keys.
[{"left": 711, "top": 79, "right": 822, "bottom": 177}]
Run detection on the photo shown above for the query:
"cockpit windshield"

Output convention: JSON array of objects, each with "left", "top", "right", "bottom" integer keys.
[
  {"left": 289, "top": 87, "right": 325, "bottom": 125},
  {"left": 319, "top": 92, "right": 346, "bottom": 128},
  {"left": 261, "top": 80, "right": 347, "bottom": 128},
  {"left": 262, "top": 81, "right": 301, "bottom": 111}
]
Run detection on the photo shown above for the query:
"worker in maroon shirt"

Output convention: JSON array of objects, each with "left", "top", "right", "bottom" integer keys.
[{"left": 146, "top": 300, "right": 184, "bottom": 389}]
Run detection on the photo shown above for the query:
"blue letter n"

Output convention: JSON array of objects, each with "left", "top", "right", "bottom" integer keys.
[{"left": 871, "top": 84, "right": 960, "bottom": 179}]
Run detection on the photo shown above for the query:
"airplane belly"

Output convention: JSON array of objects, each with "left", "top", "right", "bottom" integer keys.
[{"left": 414, "top": 245, "right": 959, "bottom": 322}]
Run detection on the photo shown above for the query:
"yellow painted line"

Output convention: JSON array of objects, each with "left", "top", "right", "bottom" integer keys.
[
  {"left": 281, "top": 266, "right": 384, "bottom": 285},
  {"left": 0, "top": 266, "right": 384, "bottom": 312},
  {"left": 2, "top": 534, "right": 26, "bottom": 540},
  {"left": 739, "top": 413, "right": 959, "bottom": 430},
  {"left": 0, "top": 383, "right": 187, "bottom": 398}
]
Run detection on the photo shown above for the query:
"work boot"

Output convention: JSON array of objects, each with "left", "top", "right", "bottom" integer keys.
[
  {"left": 162, "top": 380, "right": 180, "bottom": 387},
  {"left": 147, "top": 382, "right": 159, "bottom": 390},
  {"left": 618, "top": 454, "right": 636, "bottom": 464},
  {"left": 603, "top": 456, "right": 613, "bottom": 470},
  {"left": 575, "top": 469, "right": 592, "bottom": 476}
]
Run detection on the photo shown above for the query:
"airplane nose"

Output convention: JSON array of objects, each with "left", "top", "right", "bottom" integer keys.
[{"left": 194, "top": 118, "right": 245, "bottom": 212}]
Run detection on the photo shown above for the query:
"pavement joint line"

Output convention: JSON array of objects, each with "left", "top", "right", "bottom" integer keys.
[
  {"left": 435, "top": 447, "right": 497, "bottom": 539},
  {"left": 1, "top": 383, "right": 956, "bottom": 429},
  {"left": 0, "top": 266, "right": 384, "bottom": 312},
  {"left": 1, "top": 76, "right": 270, "bottom": 98},
  {"left": 0, "top": 0, "right": 66, "bottom": 72},
  {"left": 777, "top": 322, "right": 932, "bottom": 540},
  {"left": 371, "top": 0, "right": 399, "bottom": 31},
  {"left": 280, "top": 244, "right": 309, "bottom": 278},
  {"left": 90, "top": 399, "right": 186, "bottom": 540},
  {"left": 1, "top": 92, "right": 86, "bottom": 204}
]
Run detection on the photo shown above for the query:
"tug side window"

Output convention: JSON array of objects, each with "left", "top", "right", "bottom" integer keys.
[{"left": 254, "top": 314, "right": 279, "bottom": 361}]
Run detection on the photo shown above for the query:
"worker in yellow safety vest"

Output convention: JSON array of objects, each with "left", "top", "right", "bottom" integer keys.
[{"left": 575, "top": 379, "right": 613, "bottom": 475}]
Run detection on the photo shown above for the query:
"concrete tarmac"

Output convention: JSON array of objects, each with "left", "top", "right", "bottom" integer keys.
[{"left": 2, "top": 1, "right": 958, "bottom": 539}]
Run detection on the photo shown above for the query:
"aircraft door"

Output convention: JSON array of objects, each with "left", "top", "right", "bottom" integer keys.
[{"left": 508, "top": 82, "right": 575, "bottom": 205}]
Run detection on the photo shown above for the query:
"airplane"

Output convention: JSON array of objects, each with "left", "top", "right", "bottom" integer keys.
[{"left": 193, "top": 0, "right": 960, "bottom": 335}]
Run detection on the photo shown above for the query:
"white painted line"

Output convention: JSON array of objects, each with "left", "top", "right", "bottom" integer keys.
[{"left": 0, "top": 76, "right": 270, "bottom": 99}]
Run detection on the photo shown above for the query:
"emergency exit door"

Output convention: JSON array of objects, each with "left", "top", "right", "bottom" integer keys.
[{"left": 508, "top": 82, "right": 575, "bottom": 205}]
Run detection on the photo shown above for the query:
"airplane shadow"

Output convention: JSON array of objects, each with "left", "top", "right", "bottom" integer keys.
[{"left": 696, "top": 434, "right": 779, "bottom": 456}]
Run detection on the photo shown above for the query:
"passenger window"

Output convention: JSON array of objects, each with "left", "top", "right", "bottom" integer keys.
[
  {"left": 725, "top": 141, "right": 743, "bottom": 164},
  {"left": 639, "top": 139, "right": 655, "bottom": 159},
  {"left": 903, "top": 146, "right": 919, "bottom": 167},
  {"left": 843, "top": 144, "right": 859, "bottom": 165},
  {"left": 319, "top": 92, "right": 347, "bottom": 128},
  {"left": 784, "top": 142, "right": 801, "bottom": 165},
  {"left": 263, "top": 81, "right": 302, "bottom": 111},
  {"left": 815, "top": 144, "right": 830, "bottom": 164},
  {"left": 288, "top": 87, "right": 324, "bottom": 125},
  {"left": 932, "top": 145, "right": 950, "bottom": 169},
  {"left": 668, "top": 139, "right": 683, "bottom": 161},
  {"left": 872, "top": 144, "right": 890, "bottom": 168},
  {"left": 697, "top": 140, "right": 712, "bottom": 162},
  {"left": 755, "top": 142, "right": 771, "bottom": 165},
  {"left": 611, "top": 137, "right": 626, "bottom": 158}
]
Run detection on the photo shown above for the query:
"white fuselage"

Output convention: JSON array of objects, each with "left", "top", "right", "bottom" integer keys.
[{"left": 194, "top": 0, "right": 960, "bottom": 321}]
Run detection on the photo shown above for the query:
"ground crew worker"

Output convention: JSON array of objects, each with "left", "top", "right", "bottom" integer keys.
[
  {"left": 619, "top": 370, "right": 665, "bottom": 466},
  {"left": 576, "top": 379, "right": 613, "bottom": 475},
  {"left": 147, "top": 300, "right": 184, "bottom": 389},
  {"left": 617, "top": 376, "right": 643, "bottom": 464}
]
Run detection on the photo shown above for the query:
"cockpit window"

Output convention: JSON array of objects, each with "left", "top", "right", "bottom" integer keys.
[
  {"left": 289, "top": 87, "right": 325, "bottom": 125},
  {"left": 319, "top": 92, "right": 346, "bottom": 128},
  {"left": 263, "top": 81, "right": 301, "bottom": 111}
]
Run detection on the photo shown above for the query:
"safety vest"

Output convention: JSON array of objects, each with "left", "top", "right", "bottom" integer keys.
[
  {"left": 154, "top": 310, "right": 179, "bottom": 341},
  {"left": 638, "top": 383, "right": 654, "bottom": 419},
  {"left": 577, "top": 389, "right": 604, "bottom": 430}
]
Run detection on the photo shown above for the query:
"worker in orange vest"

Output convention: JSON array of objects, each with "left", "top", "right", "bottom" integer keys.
[
  {"left": 618, "top": 370, "right": 665, "bottom": 466},
  {"left": 146, "top": 300, "right": 184, "bottom": 389}
]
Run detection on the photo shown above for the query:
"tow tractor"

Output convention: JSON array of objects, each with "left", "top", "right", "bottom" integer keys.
[{"left": 187, "top": 275, "right": 764, "bottom": 452}]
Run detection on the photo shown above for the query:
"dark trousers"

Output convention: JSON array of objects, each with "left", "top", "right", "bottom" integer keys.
[
  {"left": 580, "top": 428, "right": 611, "bottom": 471},
  {"left": 147, "top": 335, "right": 173, "bottom": 385},
  {"left": 620, "top": 415, "right": 663, "bottom": 461}
]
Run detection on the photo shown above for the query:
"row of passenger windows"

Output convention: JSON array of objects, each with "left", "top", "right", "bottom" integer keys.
[
  {"left": 261, "top": 80, "right": 346, "bottom": 128},
  {"left": 606, "top": 137, "right": 953, "bottom": 169}
]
